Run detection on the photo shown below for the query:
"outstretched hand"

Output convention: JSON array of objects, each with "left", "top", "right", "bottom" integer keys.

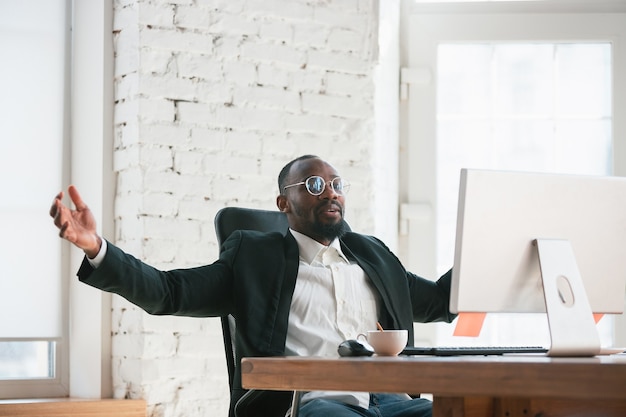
[{"left": 50, "top": 185, "right": 102, "bottom": 258}]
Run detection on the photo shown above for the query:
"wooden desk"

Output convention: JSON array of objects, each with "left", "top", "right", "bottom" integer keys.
[{"left": 241, "top": 354, "right": 626, "bottom": 417}]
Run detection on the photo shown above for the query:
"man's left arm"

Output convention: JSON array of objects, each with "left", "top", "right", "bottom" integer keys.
[{"left": 408, "top": 268, "right": 457, "bottom": 323}]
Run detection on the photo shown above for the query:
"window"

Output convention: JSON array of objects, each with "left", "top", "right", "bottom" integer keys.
[
  {"left": 436, "top": 41, "right": 613, "bottom": 347},
  {"left": 0, "top": 0, "right": 114, "bottom": 399},
  {"left": 436, "top": 42, "right": 612, "bottom": 277},
  {"left": 401, "top": 5, "right": 626, "bottom": 347},
  {"left": 0, "top": 0, "right": 69, "bottom": 397}
]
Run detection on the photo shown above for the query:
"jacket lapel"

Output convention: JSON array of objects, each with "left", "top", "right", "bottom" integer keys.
[{"left": 268, "top": 230, "right": 300, "bottom": 353}]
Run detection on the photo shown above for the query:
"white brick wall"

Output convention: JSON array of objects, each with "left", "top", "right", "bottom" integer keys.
[{"left": 111, "top": 1, "right": 387, "bottom": 416}]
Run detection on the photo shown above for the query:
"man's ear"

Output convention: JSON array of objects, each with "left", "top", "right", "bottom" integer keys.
[{"left": 276, "top": 195, "right": 290, "bottom": 213}]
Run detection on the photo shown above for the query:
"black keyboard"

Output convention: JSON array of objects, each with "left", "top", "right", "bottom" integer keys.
[{"left": 401, "top": 345, "right": 548, "bottom": 356}]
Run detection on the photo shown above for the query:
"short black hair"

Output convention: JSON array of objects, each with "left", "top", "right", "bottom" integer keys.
[{"left": 278, "top": 154, "right": 319, "bottom": 194}]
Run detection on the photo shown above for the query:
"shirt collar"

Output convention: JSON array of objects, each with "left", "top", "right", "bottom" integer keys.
[{"left": 289, "top": 229, "right": 349, "bottom": 265}]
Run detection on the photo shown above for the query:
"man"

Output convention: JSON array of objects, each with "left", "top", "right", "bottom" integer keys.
[{"left": 50, "top": 155, "right": 456, "bottom": 417}]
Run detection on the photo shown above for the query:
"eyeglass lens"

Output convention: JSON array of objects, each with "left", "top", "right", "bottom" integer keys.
[{"left": 306, "top": 176, "right": 349, "bottom": 195}]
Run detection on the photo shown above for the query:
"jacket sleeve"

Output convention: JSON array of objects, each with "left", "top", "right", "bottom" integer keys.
[
  {"left": 408, "top": 268, "right": 457, "bottom": 323},
  {"left": 78, "top": 239, "right": 236, "bottom": 317}
]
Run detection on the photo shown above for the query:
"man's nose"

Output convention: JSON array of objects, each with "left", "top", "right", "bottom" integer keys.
[{"left": 319, "top": 182, "right": 339, "bottom": 199}]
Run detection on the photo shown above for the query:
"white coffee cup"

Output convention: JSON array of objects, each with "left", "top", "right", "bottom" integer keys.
[{"left": 358, "top": 329, "right": 408, "bottom": 356}]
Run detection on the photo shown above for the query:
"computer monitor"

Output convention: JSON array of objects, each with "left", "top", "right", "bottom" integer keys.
[{"left": 450, "top": 169, "right": 626, "bottom": 356}]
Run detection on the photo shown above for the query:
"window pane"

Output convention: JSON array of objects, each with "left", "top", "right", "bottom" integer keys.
[
  {"left": 494, "top": 44, "right": 554, "bottom": 115},
  {"left": 438, "top": 44, "right": 492, "bottom": 115},
  {"left": 492, "top": 120, "right": 557, "bottom": 172},
  {"left": 557, "top": 44, "right": 611, "bottom": 116},
  {"left": 0, "top": 0, "right": 66, "bottom": 390},
  {"left": 555, "top": 120, "right": 612, "bottom": 175},
  {"left": 0, "top": 0, "right": 65, "bottom": 338},
  {"left": 0, "top": 341, "right": 55, "bottom": 379}
]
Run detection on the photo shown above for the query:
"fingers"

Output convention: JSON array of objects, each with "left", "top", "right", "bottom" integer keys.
[
  {"left": 58, "top": 221, "right": 69, "bottom": 239},
  {"left": 57, "top": 221, "right": 78, "bottom": 244},
  {"left": 50, "top": 186, "right": 89, "bottom": 244},
  {"left": 50, "top": 188, "right": 74, "bottom": 238},
  {"left": 52, "top": 201, "right": 68, "bottom": 230},
  {"left": 49, "top": 191, "right": 64, "bottom": 217},
  {"left": 68, "top": 185, "right": 88, "bottom": 211}
]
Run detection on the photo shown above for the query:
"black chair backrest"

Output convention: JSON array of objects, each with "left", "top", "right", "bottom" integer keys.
[
  {"left": 215, "top": 207, "right": 290, "bottom": 245},
  {"left": 213, "top": 207, "right": 290, "bottom": 394}
]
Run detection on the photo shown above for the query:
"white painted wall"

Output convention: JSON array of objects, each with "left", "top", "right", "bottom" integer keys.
[{"left": 109, "top": 1, "right": 395, "bottom": 416}]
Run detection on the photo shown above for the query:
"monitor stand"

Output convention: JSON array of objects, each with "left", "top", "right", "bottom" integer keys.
[{"left": 534, "top": 239, "right": 601, "bottom": 357}]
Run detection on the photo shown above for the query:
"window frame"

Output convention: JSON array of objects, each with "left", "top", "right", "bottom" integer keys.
[
  {"left": 400, "top": 1, "right": 626, "bottom": 346},
  {"left": 0, "top": 0, "right": 71, "bottom": 397},
  {"left": 0, "top": 0, "right": 114, "bottom": 399}
]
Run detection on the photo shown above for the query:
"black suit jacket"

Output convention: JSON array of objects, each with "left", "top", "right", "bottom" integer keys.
[{"left": 78, "top": 230, "right": 456, "bottom": 416}]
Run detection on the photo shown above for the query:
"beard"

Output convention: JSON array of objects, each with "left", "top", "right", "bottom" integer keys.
[
  {"left": 291, "top": 201, "right": 350, "bottom": 242},
  {"left": 311, "top": 217, "right": 350, "bottom": 241}
]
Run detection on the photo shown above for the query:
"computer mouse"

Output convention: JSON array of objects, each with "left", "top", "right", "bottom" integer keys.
[{"left": 338, "top": 339, "right": 375, "bottom": 357}]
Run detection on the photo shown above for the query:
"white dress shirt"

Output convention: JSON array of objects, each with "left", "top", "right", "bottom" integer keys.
[{"left": 287, "top": 229, "right": 380, "bottom": 409}]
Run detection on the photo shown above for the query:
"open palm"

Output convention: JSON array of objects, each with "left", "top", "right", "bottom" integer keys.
[{"left": 50, "top": 185, "right": 101, "bottom": 257}]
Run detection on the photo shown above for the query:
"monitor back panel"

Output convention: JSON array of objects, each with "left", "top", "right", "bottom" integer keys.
[{"left": 450, "top": 169, "right": 626, "bottom": 314}]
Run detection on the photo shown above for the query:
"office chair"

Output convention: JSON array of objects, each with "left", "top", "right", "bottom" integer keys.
[{"left": 213, "top": 207, "right": 298, "bottom": 417}]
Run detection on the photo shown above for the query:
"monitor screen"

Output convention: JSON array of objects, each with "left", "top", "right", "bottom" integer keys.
[{"left": 450, "top": 169, "right": 626, "bottom": 355}]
